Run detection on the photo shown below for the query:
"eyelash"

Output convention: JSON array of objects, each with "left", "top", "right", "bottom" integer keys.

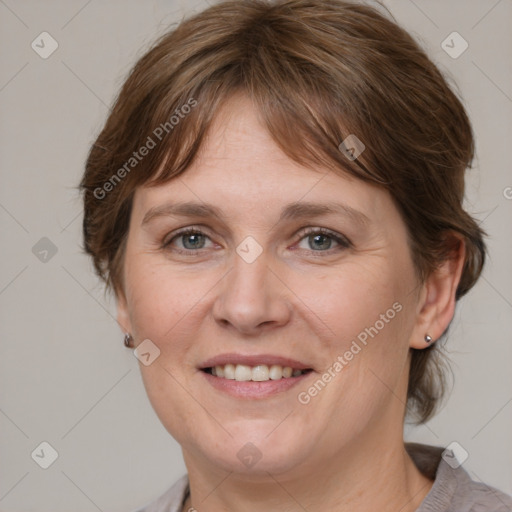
[{"left": 161, "top": 226, "right": 351, "bottom": 256}]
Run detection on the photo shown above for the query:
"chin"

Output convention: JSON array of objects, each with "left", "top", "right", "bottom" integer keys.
[
  {"left": 192, "top": 425, "right": 314, "bottom": 477},
  {"left": 208, "top": 447, "right": 308, "bottom": 477}
]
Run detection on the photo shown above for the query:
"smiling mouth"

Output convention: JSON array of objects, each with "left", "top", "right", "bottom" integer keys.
[{"left": 201, "top": 364, "right": 313, "bottom": 382}]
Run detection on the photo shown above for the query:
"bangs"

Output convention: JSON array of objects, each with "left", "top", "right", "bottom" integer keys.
[{"left": 117, "top": 18, "right": 390, "bottom": 195}]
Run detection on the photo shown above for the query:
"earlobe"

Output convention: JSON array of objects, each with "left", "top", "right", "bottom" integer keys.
[
  {"left": 116, "top": 286, "right": 132, "bottom": 336},
  {"left": 409, "top": 233, "right": 466, "bottom": 350}
]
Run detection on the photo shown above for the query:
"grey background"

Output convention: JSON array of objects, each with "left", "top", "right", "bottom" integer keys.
[{"left": 0, "top": 1, "right": 511, "bottom": 511}]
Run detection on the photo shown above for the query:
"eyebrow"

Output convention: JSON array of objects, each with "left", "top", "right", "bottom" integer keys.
[{"left": 141, "top": 200, "right": 370, "bottom": 227}]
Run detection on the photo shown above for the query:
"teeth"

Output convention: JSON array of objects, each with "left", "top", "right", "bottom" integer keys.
[
  {"left": 269, "top": 364, "right": 284, "bottom": 380},
  {"left": 234, "top": 364, "right": 252, "bottom": 381},
  {"left": 207, "top": 363, "right": 308, "bottom": 381},
  {"left": 224, "top": 364, "right": 235, "bottom": 379},
  {"left": 252, "top": 365, "right": 269, "bottom": 381}
]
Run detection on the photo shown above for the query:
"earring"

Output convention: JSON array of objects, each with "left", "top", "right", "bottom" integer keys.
[
  {"left": 124, "top": 333, "right": 134, "bottom": 348},
  {"left": 424, "top": 334, "right": 433, "bottom": 344}
]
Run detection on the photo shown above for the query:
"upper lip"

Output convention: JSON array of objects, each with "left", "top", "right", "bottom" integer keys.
[{"left": 199, "top": 353, "right": 313, "bottom": 370}]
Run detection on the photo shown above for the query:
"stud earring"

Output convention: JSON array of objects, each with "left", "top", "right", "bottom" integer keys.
[
  {"left": 424, "top": 334, "right": 433, "bottom": 344},
  {"left": 124, "top": 333, "right": 134, "bottom": 348}
]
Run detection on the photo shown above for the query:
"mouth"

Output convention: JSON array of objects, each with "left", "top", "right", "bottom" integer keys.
[
  {"left": 198, "top": 354, "right": 315, "bottom": 398},
  {"left": 201, "top": 364, "right": 313, "bottom": 381}
]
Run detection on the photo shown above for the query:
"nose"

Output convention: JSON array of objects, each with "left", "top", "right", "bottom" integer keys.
[{"left": 212, "top": 248, "right": 292, "bottom": 335}]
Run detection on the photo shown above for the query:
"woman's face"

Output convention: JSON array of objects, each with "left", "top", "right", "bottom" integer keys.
[{"left": 117, "top": 94, "right": 427, "bottom": 477}]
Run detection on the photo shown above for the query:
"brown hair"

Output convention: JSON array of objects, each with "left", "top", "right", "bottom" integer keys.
[{"left": 79, "top": 0, "right": 486, "bottom": 424}]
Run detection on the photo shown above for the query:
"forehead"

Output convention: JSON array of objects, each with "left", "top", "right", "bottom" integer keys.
[{"left": 133, "top": 94, "right": 390, "bottom": 224}]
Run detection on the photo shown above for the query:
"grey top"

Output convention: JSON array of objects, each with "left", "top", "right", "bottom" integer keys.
[{"left": 133, "top": 443, "right": 512, "bottom": 512}]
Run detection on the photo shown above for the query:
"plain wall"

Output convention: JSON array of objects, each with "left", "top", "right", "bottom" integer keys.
[{"left": 1, "top": 1, "right": 511, "bottom": 511}]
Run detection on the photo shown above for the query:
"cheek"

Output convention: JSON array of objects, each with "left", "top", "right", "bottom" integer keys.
[
  {"left": 124, "top": 255, "right": 199, "bottom": 342},
  {"left": 305, "top": 262, "right": 405, "bottom": 347},
  {"left": 296, "top": 260, "right": 414, "bottom": 408},
  {"left": 125, "top": 261, "right": 211, "bottom": 441}
]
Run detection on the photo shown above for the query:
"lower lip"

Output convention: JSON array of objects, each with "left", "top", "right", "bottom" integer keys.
[{"left": 200, "top": 370, "right": 313, "bottom": 399}]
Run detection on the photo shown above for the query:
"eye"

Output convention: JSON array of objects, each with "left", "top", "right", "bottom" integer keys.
[
  {"left": 162, "top": 227, "right": 215, "bottom": 254},
  {"left": 295, "top": 227, "right": 351, "bottom": 254},
  {"left": 161, "top": 226, "right": 351, "bottom": 256}
]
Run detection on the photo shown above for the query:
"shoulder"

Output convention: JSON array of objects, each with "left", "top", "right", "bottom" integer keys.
[
  {"left": 406, "top": 442, "right": 512, "bottom": 512},
  {"left": 130, "top": 474, "right": 189, "bottom": 512},
  {"left": 450, "top": 467, "right": 512, "bottom": 512}
]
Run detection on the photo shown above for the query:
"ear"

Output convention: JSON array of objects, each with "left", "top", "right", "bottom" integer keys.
[
  {"left": 409, "top": 233, "right": 466, "bottom": 349},
  {"left": 116, "top": 285, "right": 133, "bottom": 336}
]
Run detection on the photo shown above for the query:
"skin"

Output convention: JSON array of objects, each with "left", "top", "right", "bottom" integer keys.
[{"left": 117, "top": 93, "right": 466, "bottom": 512}]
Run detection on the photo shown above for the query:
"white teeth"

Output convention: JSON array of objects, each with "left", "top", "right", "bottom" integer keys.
[
  {"left": 224, "top": 364, "right": 235, "bottom": 379},
  {"left": 269, "top": 364, "right": 283, "bottom": 380},
  {"left": 252, "top": 365, "right": 269, "bottom": 381},
  {"left": 234, "top": 364, "right": 252, "bottom": 381},
  {"left": 207, "top": 363, "right": 308, "bottom": 381}
]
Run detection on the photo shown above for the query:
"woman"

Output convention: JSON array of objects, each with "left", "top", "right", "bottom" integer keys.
[{"left": 80, "top": 1, "right": 512, "bottom": 511}]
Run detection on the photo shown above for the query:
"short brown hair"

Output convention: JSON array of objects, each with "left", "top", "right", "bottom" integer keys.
[{"left": 80, "top": 0, "right": 486, "bottom": 424}]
